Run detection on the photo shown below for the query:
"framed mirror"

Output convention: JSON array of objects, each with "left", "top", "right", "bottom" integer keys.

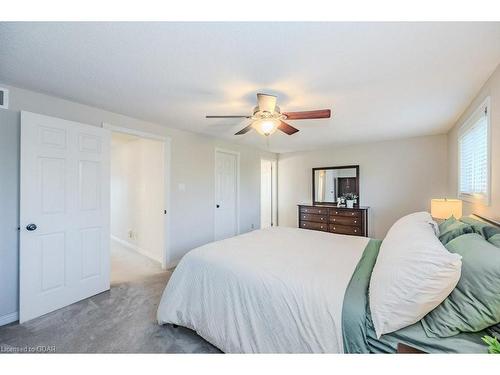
[{"left": 312, "top": 165, "right": 359, "bottom": 205}]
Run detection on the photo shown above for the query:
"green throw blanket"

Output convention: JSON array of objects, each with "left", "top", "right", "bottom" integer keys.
[{"left": 341, "top": 239, "right": 489, "bottom": 353}]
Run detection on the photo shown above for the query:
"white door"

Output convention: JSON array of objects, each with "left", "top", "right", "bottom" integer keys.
[
  {"left": 214, "top": 150, "right": 238, "bottom": 241},
  {"left": 260, "top": 160, "right": 272, "bottom": 228},
  {"left": 260, "top": 159, "right": 277, "bottom": 229},
  {"left": 20, "top": 111, "right": 110, "bottom": 323}
]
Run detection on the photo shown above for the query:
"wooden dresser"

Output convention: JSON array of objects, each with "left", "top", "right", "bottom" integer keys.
[{"left": 298, "top": 204, "right": 369, "bottom": 237}]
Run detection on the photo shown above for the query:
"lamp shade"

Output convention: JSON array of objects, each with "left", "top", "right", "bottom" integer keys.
[{"left": 430, "top": 199, "right": 462, "bottom": 220}]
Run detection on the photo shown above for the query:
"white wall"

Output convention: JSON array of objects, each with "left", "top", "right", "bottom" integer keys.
[
  {"left": 278, "top": 135, "right": 448, "bottom": 239},
  {"left": 111, "top": 134, "right": 165, "bottom": 263},
  {"left": 447, "top": 63, "right": 500, "bottom": 220},
  {"left": 4, "top": 84, "right": 277, "bottom": 265},
  {"left": 0, "top": 109, "right": 20, "bottom": 323}
]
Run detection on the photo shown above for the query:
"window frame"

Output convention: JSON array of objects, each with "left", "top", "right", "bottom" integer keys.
[{"left": 457, "top": 96, "right": 491, "bottom": 206}]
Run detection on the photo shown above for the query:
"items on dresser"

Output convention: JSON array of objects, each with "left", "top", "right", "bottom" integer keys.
[{"left": 298, "top": 204, "right": 369, "bottom": 237}]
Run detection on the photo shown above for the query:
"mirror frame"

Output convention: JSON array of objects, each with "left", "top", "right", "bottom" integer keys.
[{"left": 312, "top": 165, "right": 360, "bottom": 205}]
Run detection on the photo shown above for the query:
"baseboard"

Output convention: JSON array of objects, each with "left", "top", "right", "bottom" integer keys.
[
  {"left": 111, "top": 235, "right": 136, "bottom": 251},
  {"left": 0, "top": 311, "right": 19, "bottom": 326},
  {"left": 165, "top": 259, "right": 179, "bottom": 270},
  {"left": 111, "top": 235, "right": 161, "bottom": 264}
]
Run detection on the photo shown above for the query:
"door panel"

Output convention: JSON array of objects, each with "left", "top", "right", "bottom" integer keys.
[
  {"left": 80, "top": 227, "right": 101, "bottom": 279},
  {"left": 40, "top": 157, "right": 66, "bottom": 214},
  {"left": 40, "top": 232, "right": 66, "bottom": 292},
  {"left": 79, "top": 160, "right": 101, "bottom": 210},
  {"left": 214, "top": 150, "right": 238, "bottom": 241},
  {"left": 20, "top": 111, "right": 110, "bottom": 323},
  {"left": 78, "top": 133, "right": 101, "bottom": 153},
  {"left": 39, "top": 126, "right": 67, "bottom": 149}
]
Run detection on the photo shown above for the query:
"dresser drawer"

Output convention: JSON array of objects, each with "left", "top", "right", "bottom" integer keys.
[
  {"left": 329, "top": 224, "right": 362, "bottom": 236},
  {"left": 300, "top": 221, "right": 328, "bottom": 231},
  {"left": 300, "top": 213, "right": 328, "bottom": 223},
  {"left": 298, "top": 205, "right": 368, "bottom": 237},
  {"left": 299, "top": 206, "right": 329, "bottom": 215},
  {"left": 329, "top": 215, "right": 361, "bottom": 226},
  {"left": 330, "top": 209, "right": 361, "bottom": 218}
]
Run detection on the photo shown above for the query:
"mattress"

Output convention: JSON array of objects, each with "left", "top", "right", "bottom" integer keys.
[{"left": 157, "top": 227, "right": 370, "bottom": 353}]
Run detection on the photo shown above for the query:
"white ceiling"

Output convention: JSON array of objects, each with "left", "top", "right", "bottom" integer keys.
[{"left": 1, "top": 22, "right": 500, "bottom": 153}]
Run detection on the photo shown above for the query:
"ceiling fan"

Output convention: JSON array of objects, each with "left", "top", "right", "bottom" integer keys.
[{"left": 206, "top": 93, "right": 331, "bottom": 136}]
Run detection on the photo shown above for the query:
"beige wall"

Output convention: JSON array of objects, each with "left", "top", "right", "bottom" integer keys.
[
  {"left": 5, "top": 85, "right": 277, "bottom": 264},
  {"left": 278, "top": 135, "right": 448, "bottom": 239},
  {"left": 447, "top": 64, "right": 500, "bottom": 221}
]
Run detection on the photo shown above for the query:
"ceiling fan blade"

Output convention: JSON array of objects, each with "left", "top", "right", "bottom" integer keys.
[
  {"left": 257, "top": 93, "right": 277, "bottom": 113},
  {"left": 235, "top": 124, "right": 254, "bottom": 135},
  {"left": 206, "top": 115, "right": 251, "bottom": 118},
  {"left": 283, "top": 109, "right": 331, "bottom": 120},
  {"left": 278, "top": 121, "right": 299, "bottom": 135}
]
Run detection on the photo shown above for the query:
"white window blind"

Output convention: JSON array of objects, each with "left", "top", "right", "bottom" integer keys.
[{"left": 458, "top": 98, "right": 490, "bottom": 204}]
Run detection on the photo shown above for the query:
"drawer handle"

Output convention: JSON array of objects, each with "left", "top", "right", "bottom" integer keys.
[
  {"left": 354, "top": 229, "right": 357, "bottom": 233},
  {"left": 321, "top": 218, "right": 324, "bottom": 221},
  {"left": 320, "top": 226, "right": 324, "bottom": 229},
  {"left": 318, "top": 210, "right": 322, "bottom": 214},
  {"left": 351, "top": 213, "right": 354, "bottom": 216},
  {"left": 333, "top": 227, "right": 336, "bottom": 230},
  {"left": 354, "top": 220, "right": 357, "bottom": 224},
  {"left": 303, "top": 216, "right": 306, "bottom": 219},
  {"left": 333, "top": 218, "right": 336, "bottom": 222},
  {"left": 335, "top": 211, "right": 338, "bottom": 214}
]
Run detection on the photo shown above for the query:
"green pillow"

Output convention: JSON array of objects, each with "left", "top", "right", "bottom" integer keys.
[
  {"left": 488, "top": 234, "right": 500, "bottom": 248},
  {"left": 439, "top": 215, "right": 457, "bottom": 233},
  {"left": 487, "top": 323, "right": 500, "bottom": 338},
  {"left": 484, "top": 226, "right": 500, "bottom": 239},
  {"left": 459, "top": 216, "right": 491, "bottom": 237},
  {"left": 438, "top": 221, "right": 473, "bottom": 245},
  {"left": 422, "top": 233, "right": 500, "bottom": 337}
]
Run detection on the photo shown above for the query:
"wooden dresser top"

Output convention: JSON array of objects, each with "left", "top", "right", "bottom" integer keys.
[{"left": 298, "top": 204, "right": 369, "bottom": 210}]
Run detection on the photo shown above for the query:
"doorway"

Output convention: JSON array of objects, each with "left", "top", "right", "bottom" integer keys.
[
  {"left": 260, "top": 159, "right": 277, "bottom": 228},
  {"left": 214, "top": 149, "right": 239, "bottom": 241},
  {"left": 106, "top": 124, "right": 171, "bottom": 285}
]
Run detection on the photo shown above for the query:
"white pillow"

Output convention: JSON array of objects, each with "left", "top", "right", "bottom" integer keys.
[{"left": 369, "top": 212, "right": 462, "bottom": 338}]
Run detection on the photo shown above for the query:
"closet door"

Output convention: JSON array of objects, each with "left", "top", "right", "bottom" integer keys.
[{"left": 214, "top": 149, "right": 239, "bottom": 241}]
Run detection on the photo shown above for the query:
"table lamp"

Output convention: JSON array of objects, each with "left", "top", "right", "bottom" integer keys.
[{"left": 430, "top": 198, "right": 463, "bottom": 220}]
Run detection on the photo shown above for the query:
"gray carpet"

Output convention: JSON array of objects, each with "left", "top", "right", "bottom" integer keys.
[{"left": 0, "top": 243, "right": 221, "bottom": 353}]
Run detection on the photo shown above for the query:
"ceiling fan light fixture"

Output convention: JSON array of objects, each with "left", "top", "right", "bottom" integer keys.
[
  {"left": 252, "top": 119, "right": 279, "bottom": 136},
  {"left": 208, "top": 92, "right": 331, "bottom": 137}
]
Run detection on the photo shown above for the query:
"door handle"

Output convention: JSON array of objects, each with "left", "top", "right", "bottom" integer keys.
[
  {"left": 26, "top": 223, "right": 37, "bottom": 231},
  {"left": 216, "top": 204, "right": 220, "bottom": 208}
]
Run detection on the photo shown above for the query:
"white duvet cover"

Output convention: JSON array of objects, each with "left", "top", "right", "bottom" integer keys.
[{"left": 157, "top": 227, "right": 369, "bottom": 353}]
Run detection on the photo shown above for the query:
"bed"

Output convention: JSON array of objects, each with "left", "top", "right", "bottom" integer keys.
[
  {"left": 157, "top": 227, "right": 370, "bottom": 353},
  {"left": 157, "top": 220, "right": 497, "bottom": 353}
]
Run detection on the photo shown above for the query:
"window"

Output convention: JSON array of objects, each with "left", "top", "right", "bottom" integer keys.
[{"left": 458, "top": 97, "right": 490, "bottom": 205}]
